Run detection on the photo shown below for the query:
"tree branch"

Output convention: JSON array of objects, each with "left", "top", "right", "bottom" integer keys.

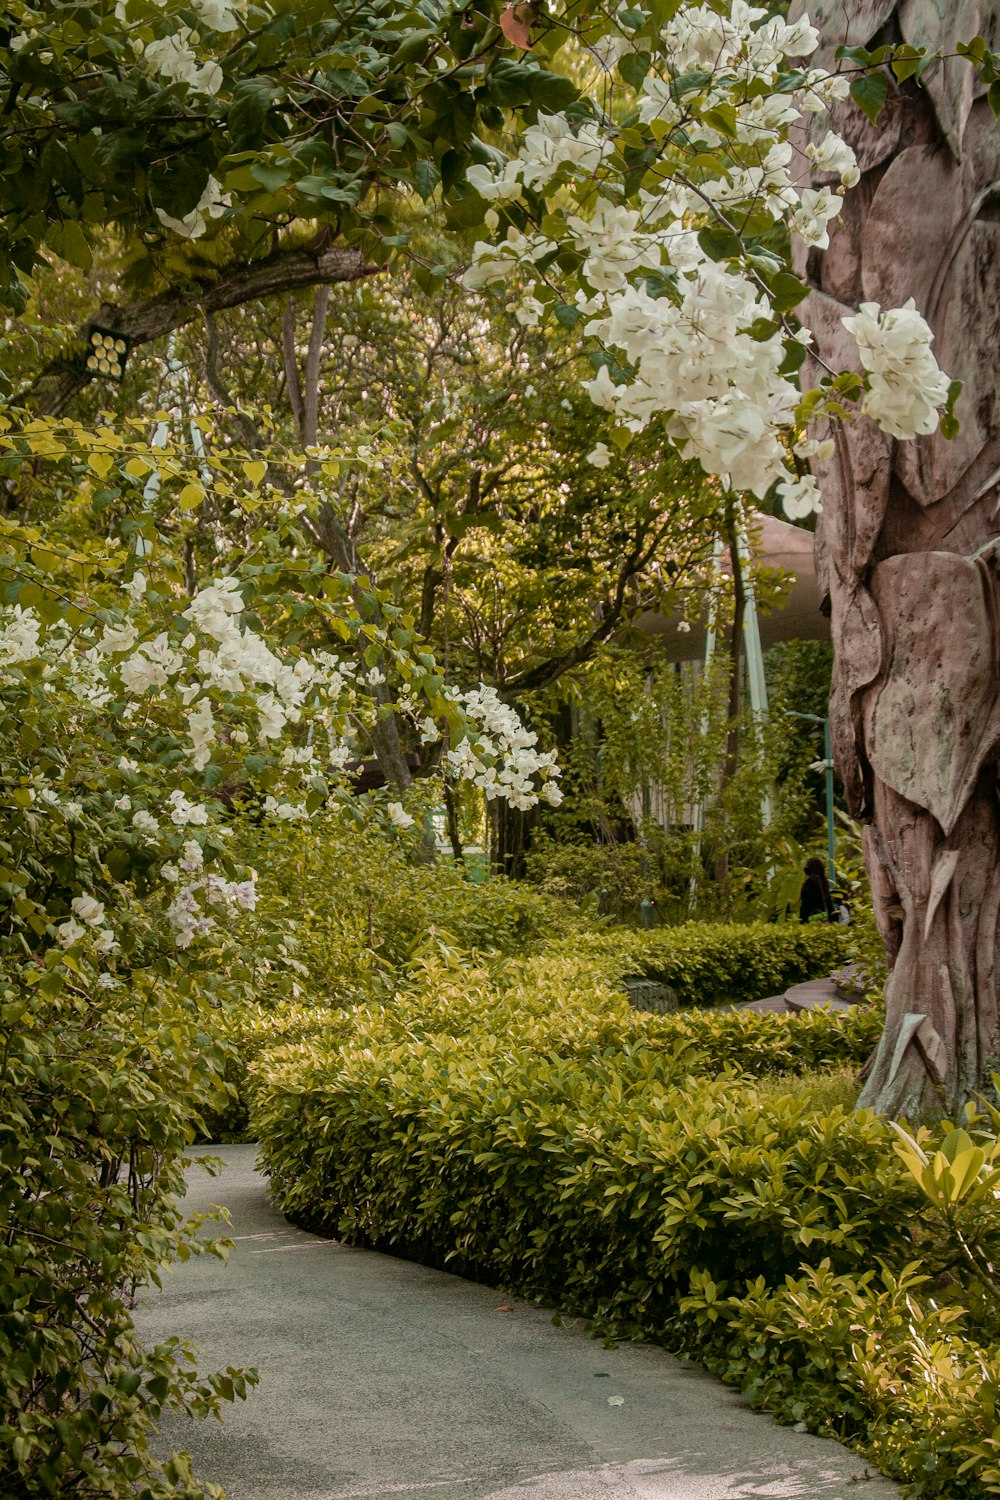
[
  {"left": 281, "top": 298, "right": 306, "bottom": 440},
  {"left": 502, "top": 524, "right": 656, "bottom": 696},
  {"left": 23, "top": 243, "right": 377, "bottom": 417}
]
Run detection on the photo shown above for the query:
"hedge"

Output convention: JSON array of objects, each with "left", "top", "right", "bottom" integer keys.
[
  {"left": 207, "top": 917, "right": 862, "bottom": 1142},
  {"left": 544, "top": 919, "right": 852, "bottom": 1007},
  {"left": 250, "top": 915, "right": 1000, "bottom": 1499}
]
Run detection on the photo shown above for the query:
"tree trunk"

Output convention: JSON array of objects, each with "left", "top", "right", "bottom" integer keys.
[
  {"left": 273, "top": 292, "right": 420, "bottom": 809},
  {"left": 793, "top": 1, "right": 1000, "bottom": 1114},
  {"left": 443, "top": 781, "right": 465, "bottom": 867},
  {"left": 714, "top": 503, "right": 747, "bottom": 887}
]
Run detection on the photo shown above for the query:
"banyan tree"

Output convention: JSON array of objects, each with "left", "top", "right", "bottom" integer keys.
[{"left": 791, "top": 0, "right": 1000, "bottom": 1114}]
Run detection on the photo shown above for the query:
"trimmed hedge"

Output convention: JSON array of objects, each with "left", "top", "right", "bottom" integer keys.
[
  {"left": 544, "top": 920, "right": 852, "bottom": 1008},
  {"left": 251, "top": 917, "right": 1000, "bottom": 1498},
  {"left": 208, "top": 917, "right": 862, "bottom": 1141},
  {"left": 255, "top": 1033, "right": 1000, "bottom": 1497}
]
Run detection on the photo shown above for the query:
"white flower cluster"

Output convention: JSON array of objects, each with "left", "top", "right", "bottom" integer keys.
[
  {"left": 165, "top": 868, "right": 257, "bottom": 949},
  {"left": 447, "top": 686, "right": 563, "bottom": 811},
  {"left": 262, "top": 796, "right": 309, "bottom": 821},
  {"left": 110, "top": 575, "right": 349, "bottom": 772},
  {"left": 462, "top": 1, "right": 952, "bottom": 522},
  {"left": 4, "top": 563, "right": 563, "bottom": 962},
  {"left": 842, "top": 299, "right": 952, "bottom": 439},
  {"left": 0, "top": 607, "right": 41, "bottom": 666},
  {"left": 156, "top": 176, "right": 231, "bottom": 240},
  {"left": 56, "top": 892, "right": 118, "bottom": 955},
  {"left": 144, "top": 28, "right": 223, "bottom": 96}
]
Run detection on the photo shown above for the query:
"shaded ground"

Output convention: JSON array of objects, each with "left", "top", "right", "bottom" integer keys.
[{"left": 135, "top": 1145, "right": 899, "bottom": 1500}]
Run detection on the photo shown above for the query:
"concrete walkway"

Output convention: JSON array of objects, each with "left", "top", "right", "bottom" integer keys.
[{"left": 135, "top": 1145, "right": 900, "bottom": 1500}]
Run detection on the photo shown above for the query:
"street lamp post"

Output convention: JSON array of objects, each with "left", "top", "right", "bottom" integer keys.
[{"left": 786, "top": 711, "right": 836, "bottom": 887}]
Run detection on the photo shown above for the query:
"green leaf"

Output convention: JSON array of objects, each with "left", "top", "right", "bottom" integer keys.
[
  {"left": 553, "top": 301, "right": 583, "bottom": 330},
  {"left": 249, "top": 161, "right": 293, "bottom": 193},
  {"left": 889, "top": 43, "right": 929, "bottom": 83},
  {"left": 697, "top": 225, "right": 742, "bottom": 262},
  {"left": 393, "top": 28, "right": 437, "bottom": 64},
  {"left": 701, "top": 103, "right": 737, "bottom": 138},
  {"left": 849, "top": 73, "right": 890, "bottom": 125},
  {"left": 413, "top": 159, "right": 441, "bottom": 202},
  {"left": 618, "top": 51, "right": 651, "bottom": 90},
  {"left": 44, "top": 219, "right": 93, "bottom": 273}
]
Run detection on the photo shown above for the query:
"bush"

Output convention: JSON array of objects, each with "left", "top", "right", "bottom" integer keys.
[
  {"left": 252, "top": 940, "right": 1000, "bottom": 1498},
  {"left": 0, "top": 973, "right": 255, "bottom": 1499},
  {"left": 217, "top": 919, "right": 875, "bottom": 1140},
  {"left": 547, "top": 920, "right": 851, "bottom": 1007},
  {"left": 232, "top": 813, "right": 578, "bottom": 1008}
]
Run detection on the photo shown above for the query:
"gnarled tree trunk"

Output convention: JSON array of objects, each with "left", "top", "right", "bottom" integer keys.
[{"left": 792, "top": 0, "right": 1000, "bottom": 1114}]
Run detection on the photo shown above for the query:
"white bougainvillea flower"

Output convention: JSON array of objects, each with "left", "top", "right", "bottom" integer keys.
[
  {"left": 56, "top": 917, "right": 87, "bottom": 948},
  {"left": 789, "top": 186, "right": 843, "bottom": 249},
  {"left": 842, "top": 298, "right": 951, "bottom": 439},
  {"left": 777, "top": 473, "right": 823, "bottom": 520},
  {"left": 387, "top": 801, "right": 415, "bottom": 829},
  {"left": 805, "top": 132, "right": 860, "bottom": 189},
  {"left": 0, "top": 606, "right": 42, "bottom": 666},
  {"left": 71, "top": 894, "right": 105, "bottom": 927},
  {"left": 145, "top": 27, "right": 223, "bottom": 96},
  {"left": 466, "top": 159, "right": 524, "bottom": 203},
  {"left": 191, "top": 0, "right": 247, "bottom": 31},
  {"left": 156, "top": 175, "right": 231, "bottom": 240}
]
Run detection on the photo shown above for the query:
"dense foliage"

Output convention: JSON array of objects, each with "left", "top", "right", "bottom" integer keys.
[
  {"left": 524, "top": 642, "right": 835, "bottom": 921},
  {"left": 1, "top": 977, "right": 253, "bottom": 1499},
  {"left": 5, "top": 1, "right": 1000, "bottom": 1494}
]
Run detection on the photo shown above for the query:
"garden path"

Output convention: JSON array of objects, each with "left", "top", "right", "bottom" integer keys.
[{"left": 134, "top": 1144, "right": 900, "bottom": 1500}]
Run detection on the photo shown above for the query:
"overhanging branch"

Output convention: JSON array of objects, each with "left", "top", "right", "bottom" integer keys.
[{"left": 22, "top": 243, "right": 378, "bottom": 417}]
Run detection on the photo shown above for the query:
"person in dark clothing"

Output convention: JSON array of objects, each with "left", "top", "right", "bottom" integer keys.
[{"left": 799, "top": 856, "right": 835, "bottom": 923}]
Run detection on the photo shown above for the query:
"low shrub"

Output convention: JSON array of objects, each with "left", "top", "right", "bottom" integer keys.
[
  {"left": 682, "top": 1260, "right": 1000, "bottom": 1497},
  {"left": 545, "top": 919, "right": 851, "bottom": 1008},
  {"left": 209, "top": 913, "right": 863, "bottom": 1142},
  {"left": 232, "top": 814, "right": 578, "bottom": 1008},
  {"left": 254, "top": 995, "right": 1000, "bottom": 1497}
]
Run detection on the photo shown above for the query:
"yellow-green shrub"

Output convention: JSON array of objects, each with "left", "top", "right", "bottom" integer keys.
[
  {"left": 249, "top": 911, "right": 1000, "bottom": 1500},
  {"left": 543, "top": 920, "right": 851, "bottom": 1007}
]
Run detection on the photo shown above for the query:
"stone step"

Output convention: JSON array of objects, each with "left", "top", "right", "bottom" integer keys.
[
  {"left": 733, "top": 995, "right": 793, "bottom": 1014},
  {"left": 783, "top": 978, "right": 854, "bottom": 1013}
]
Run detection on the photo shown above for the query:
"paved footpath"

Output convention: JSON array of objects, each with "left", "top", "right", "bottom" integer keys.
[{"left": 135, "top": 1144, "right": 900, "bottom": 1500}]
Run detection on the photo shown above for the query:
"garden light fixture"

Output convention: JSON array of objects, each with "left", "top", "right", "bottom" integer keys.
[{"left": 84, "top": 325, "right": 131, "bottom": 381}]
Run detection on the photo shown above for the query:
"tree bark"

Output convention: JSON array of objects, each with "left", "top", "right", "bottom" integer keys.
[
  {"left": 792, "top": 0, "right": 1000, "bottom": 1115},
  {"left": 713, "top": 502, "right": 747, "bottom": 887},
  {"left": 23, "top": 243, "right": 376, "bottom": 417},
  {"left": 443, "top": 780, "right": 465, "bottom": 867}
]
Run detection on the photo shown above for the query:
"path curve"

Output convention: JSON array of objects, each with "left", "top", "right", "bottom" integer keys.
[{"left": 135, "top": 1144, "right": 899, "bottom": 1500}]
